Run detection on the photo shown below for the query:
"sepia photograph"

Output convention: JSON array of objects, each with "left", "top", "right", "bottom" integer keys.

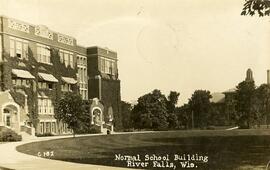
[{"left": 0, "top": 0, "right": 270, "bottom": 169}]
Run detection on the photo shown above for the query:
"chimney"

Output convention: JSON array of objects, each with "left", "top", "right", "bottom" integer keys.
[{"left": 267, "top": 70, "right": 270, "bottom": 85}]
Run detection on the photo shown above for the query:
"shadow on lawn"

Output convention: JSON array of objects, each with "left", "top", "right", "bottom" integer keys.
[{"left": 51, "top": 135, "right": 270, "bottom": 170}]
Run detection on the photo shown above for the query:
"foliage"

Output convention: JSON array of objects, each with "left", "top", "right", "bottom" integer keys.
[
  {"left": 188, "top": 90, "right": 212, "bottom": 129},
  {"left": 166, "top": 91, "right": 180, "bottom": 129},
  {"left": 0, "top": 129, "right": 22, "bottom": 142},
  {"left": 131, "top": 89, "right": 169, "bottom": 130},
  {"left": 36, "top": 133, "right": 54, "bottom": 137},
  {"left": 241, "top": 0, "right": 270, "bottom": 17},
  {"left": 166, "top": 91, "right": 180, "bottom": 113},
  {"left": 27, "top": 110, "right": 39, "bottom": 129},
  {"left": 175, "top": 104, "right": 191, "bottom": 129},
  {"left": 88, "top": 126, "right": 101, "bottom": 134},
  {"left": 100, "top": 79, "right": 123, "bottom": 131},
  {"left": 167, "top": 113, "right": 179, "bottom": 129},
  {"left": 235, "top": 80, "right": 258, "bottom": 128},
  {"left": 121, "top": 101, "right": 132, "bottom": 129},
  {"left": 255, "top": 84, "right": 270, "bottom": 126},
  {"left": 208, "top": 103, "right": 228, "bottom": 126},
  {"left": 9, "top": 91, "right": 26, "bottom": 107},
  {"left": 2, "top": 46, "right": 77, "bottom": 133},
  {"left": 55, "top": 92, "right": 85, "bottom": 137}
]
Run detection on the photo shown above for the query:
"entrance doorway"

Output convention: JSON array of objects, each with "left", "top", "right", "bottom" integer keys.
[{"left": 2, "top": 103, "right": 20, "bottom": 132}]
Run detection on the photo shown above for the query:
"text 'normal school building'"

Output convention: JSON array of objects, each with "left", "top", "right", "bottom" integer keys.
[{"left": 0, "top": 16, "right": 121, "bottom": 135}]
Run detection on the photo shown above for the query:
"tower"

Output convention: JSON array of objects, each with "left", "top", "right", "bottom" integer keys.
[
  {"left": 87, "top": 46, "right": 122, "bottom": 130},
  {"left": 245, "top": 68, "right": 254, "bottom": 82}
]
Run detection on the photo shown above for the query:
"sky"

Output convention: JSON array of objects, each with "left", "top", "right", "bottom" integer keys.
[{"left": 1, "top": 0, "right": 270, "bottom": 105}]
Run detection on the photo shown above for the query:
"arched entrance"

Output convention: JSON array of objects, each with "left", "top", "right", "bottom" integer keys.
[
  {"left": 91, "top": 107, "right": 103, "bottom": 125},
  {"left": 2, "top": 102, "right": 20, "bottom": 132}
]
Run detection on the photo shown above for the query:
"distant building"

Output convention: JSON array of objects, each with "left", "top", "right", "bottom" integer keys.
[
  {"left": 245, "top": 68, "right": 254, "bottom": 82},
  {"left": 211, "top": 68, "right": 270, "bottom": 126},
  {"left": 0, "top": 16, "right": 121, "bottom": 136}
]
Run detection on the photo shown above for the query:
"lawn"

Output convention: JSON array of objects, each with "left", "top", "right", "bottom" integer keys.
[{"left": 16, "top": 129, "right": 270, "bottom": 170}]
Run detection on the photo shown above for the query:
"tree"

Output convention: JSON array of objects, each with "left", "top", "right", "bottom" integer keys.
[
  {"left": 188, "top": 90, "right": 212, "bottom": 129},
  {"left": 166, "top": 91, "right": 180, "bottom": 113},
  {"left": 235, "top": 80, "right": 257, "bottom": 128},
  {"left": 55, "top": 92, "right": 85, "bottom": 137},
  {"left": 241, "top": 0, "right": 270, "bottom": 17},
  {"left": 131, "top": 89, "right": 169, "bottom": 130},
  {"left": 121, "top": 101, "right": 132, "bottom": 129},
  {"left": 255, "top": 84, "right": 270, "bottom": 127},
  {"left": 166, "top": 91, "right": 180, "bottom": 129},
  {"left": 209, "top": 103, "right": 227, "bottom": 126},
  {"left": 175, "top": 104, "right": 192, "bottom": 129},
  {"left": 27, "top": 110, "right": 39, "bottom": 129}
]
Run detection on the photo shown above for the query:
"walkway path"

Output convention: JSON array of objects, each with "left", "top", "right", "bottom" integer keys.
[{"left": 0, "top": 133, "right": 138, "bottom": 170}]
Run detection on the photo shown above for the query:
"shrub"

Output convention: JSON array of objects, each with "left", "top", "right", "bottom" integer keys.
[
  {"left": 36, "top": 133, "right": 54, "bottom": 137},
  {"left": 0, "top": 129, "right": 22, "bottom": 142},
  {"left": 88, "top": 126, "right": 100, "bottom": 134},
  {"left": 206, "top": 126, "right": 216, "bottom": 130},
  {"left": 123, "top": 128, "right": 135, "bottom": 132}
]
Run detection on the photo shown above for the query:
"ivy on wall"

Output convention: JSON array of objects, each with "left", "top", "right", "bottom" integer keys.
[
  {"left": 1, "top": 45, "right": 78, "bottom": 129},
  {"left": 101, "top": 78, "right": 123, "bottom": 130}
]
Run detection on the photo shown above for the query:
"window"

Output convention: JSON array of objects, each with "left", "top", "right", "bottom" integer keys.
[
  {"left": 59, "top": 51, "right": 64, "bottom": 63},
  {"left": 109, "top": 61, "right": 114, "bottom": 75},
  {"left": 79, "top": 89, "right": 88, "bottom": 100},
  {"left": 101, "top": 58, "right": 105, "bottom": 73},
  {"left": 9, "top": 37, "right": 28, "bottom": 59},
  {"left": 48, "top": 100, "right": 52, "bottom": 114},
  {"left": 38, "top": 99, "right": 42, "bottom": 113},
  {"left": 16, "top": 41, "right": 22, "bottom": 58},
  {"left": 51, "top": 122, "right": 56, "bottom": 134},
  {"left": 5, "top": 115, "right": 11, "bottom": 127},
  {"left": 23, "top": 42, "right": 28, "bottom": 60},
  {"left": 81, "top": 68, "right": 84, "bottom": 82},
  {"left": 12, "top": 79, "right": 30, "bottom": 87},
  {"left": 101, "top": 58, "right": 115, "bottom": 75},
  {"left": 37, "top": 44, "right": 51, "bottom": 64},
  {"left": 77, "top": 64, "right": 87, "bottom": 100},
  {"left": 105, "top": 60, "right": 110, "bottom": 74},
  {"left": 70, "top": 54, "right": 73, "bottom": 68},
  {"left": 112, "top": 62, "right": 116, "bottom": 75},
  {"left": 60, "top": 49, "right": 74, "bottom": 68},
  {"left": 45, "top": 122, "right": 50, "bottom": 133},
  {"left": 10, "top": 39, "right": 15, "bottom": 57},
  {"left": 77, "top": 55, "right": 87, "bottom": 66},
  {"left": 44, "top": 99, "right": 47, "bottom": 113},
  {"left": 48, "top": 83, "right": 53, "bottom": 90},
  {"left": 38, "top": 98, "right": 54, "bottom": 115},
  {"left": 61, "top": 84, "right": 72, "bottom": 92},
  {"left": 78, "top": 68, "right": 81, "bottom": 82},
  {"left": 38, "top": 82, "right": 54, "bottom": 90},
  {"left": 40, "top": 122, "right": 44, "bottom": 134},
  {"left": 64, "top": 53, "right": 69, "bottom": 66}
]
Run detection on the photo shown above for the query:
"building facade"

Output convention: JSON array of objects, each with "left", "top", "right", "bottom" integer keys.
[
  {"left": 87, "top": 47, "right": 122, "bottom": 130},
  {"left": 0, "top": 16, "right": 121, "bottom": 135}
]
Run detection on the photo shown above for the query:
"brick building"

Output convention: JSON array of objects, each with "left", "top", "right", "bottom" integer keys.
[{"left": 0, "top": 16, "right": 121, "bottom": 135}]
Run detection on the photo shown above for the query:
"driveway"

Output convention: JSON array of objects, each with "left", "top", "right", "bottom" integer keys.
[{"left": 0, "top": 134, "right": 136, "bottom": 170}]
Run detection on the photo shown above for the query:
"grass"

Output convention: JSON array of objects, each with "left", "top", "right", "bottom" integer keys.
[{"left": 16, "top": 129, "right": 270, "bottom": 170}]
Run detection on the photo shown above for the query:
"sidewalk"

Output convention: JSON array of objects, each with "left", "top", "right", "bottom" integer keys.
[{"left": 0, "top": 134, "right": 136, "bottom": 170}]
